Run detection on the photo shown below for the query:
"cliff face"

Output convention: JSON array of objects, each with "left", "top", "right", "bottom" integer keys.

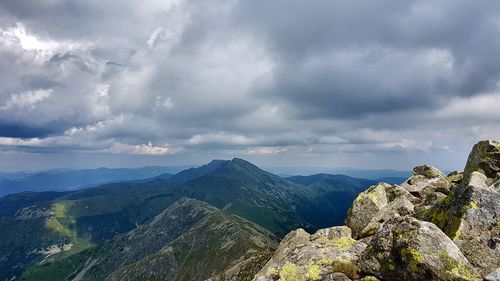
[{"left": 254, "top": 140, "right": 500, "bottom": 281}]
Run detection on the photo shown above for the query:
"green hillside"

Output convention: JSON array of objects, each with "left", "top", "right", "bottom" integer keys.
[{"left": 21, "top": 198, "right": 278, "bottom": 281}]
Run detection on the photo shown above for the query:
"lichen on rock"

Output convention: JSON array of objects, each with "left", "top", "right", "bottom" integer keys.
[{"left": 253, "top": 140, "right": 500, "bottom": 281}]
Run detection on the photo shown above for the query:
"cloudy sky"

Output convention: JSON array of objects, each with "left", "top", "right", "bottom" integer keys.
[{"left": 0, "top": 0, "right": 499, "bottom": 171}]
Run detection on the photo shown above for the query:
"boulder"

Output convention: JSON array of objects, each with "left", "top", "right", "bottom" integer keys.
[
  {"left": 346, "top": 183, "right": 418, "bottom": 239},
  {"left": 400, "top": 165, "right": 452, "bottom": 200},
  {"left": 359, "top": 217, "right": 481, "bottom": 281},
  {"left": 463, "top": 140, "right": 500, "bottom": 186},
  {"left": 345, "top": 183, "right": 389, "bottom": 239},
  {"left": 416, "top": 140, "right": 500, "bottom": 276},
  {"left": 253, "top": 226, "right": 367, "bottom": 280},
  {"left": 447, "top": 171, "right": 464, "bottom": 185}
]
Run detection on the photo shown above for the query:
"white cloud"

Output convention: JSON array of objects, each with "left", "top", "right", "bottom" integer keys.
[
  {"left": 187, "top": 132, "right": 250, "bottom": 146},
  {"left": 0, "top": 137, "right": 42, "bottom": 146},
  {"left": 156, "top": 96, "right": 173, "bottom": 110},
  {"left": 437, "top": 93, "right": 500, "bottom": 120},
  {"left": 133, "top": 142, "right": 173, "bottom": 155},
  {"left": 147, "top": 28, "right": 165, "bottom": 49},
  {"left": 246, "top": 146, "right": 288, "bottom": 155},
  {"left": 1, "top": 89, "right": 53, "bottom": 111}
]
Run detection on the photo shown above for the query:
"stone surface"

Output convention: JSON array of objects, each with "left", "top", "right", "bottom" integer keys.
[
  {"left": 417, "top": 141, "right": 500, "bottom": 276},
  {"left": 359, "top": 216, "right": 481, "bottom": 281},
  {"left": 447, "top": 171, "right": 464, "bottom": 185},
  {"left": 484, "top": 268, "right": 500, "bottom": 281},
  {"left": 401, "top": 165, "right": 452, "bottom": 200},
  {"left": 346, "top": 183, "right": 419, "bottom": 239},
  {"left": 345, "top": 183, "right": 389, "bottom": 239},
  {"left": 253, "top": 226, "right": 367, "bottom": 280},
  {"left": 463, "top": 140, "right": 500, "bottom": 186}
]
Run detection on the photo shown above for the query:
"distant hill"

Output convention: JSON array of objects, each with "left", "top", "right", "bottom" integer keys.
[
  {"left": 21, "top": 198, "right": 278, "bottom": 281},
  {"left": 0, "top": 166, "right": 174, "bottom": 197},
  {"left": 374, "top": 176, "right": 408, "bottom": 185},
  {"left": 286, "top": 173, "right": 377, "bottom": 221},
  {"left": 268, "top": 166, "right": 411, "bottom": 180},
  {"left": 0, "top": 158, "right": 374, "bottom": 280}
]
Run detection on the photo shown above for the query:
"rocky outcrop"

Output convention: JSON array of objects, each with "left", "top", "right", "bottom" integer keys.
[
  {"left": 254, "top": 226, "right": 367, "bottom": 280},
  {"left": 254, "top": 140, "right": 500, "bottom": 281},
  {"left": 359, "top": 217, "right": 479, "bottom": 281},
  {"left": 417, "top": 140, "right": 500, "bottom": 276}
]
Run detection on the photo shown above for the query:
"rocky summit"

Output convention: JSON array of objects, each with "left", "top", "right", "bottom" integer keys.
[{"left": 253, "top": 140, "right": 500, "bottom": 281}]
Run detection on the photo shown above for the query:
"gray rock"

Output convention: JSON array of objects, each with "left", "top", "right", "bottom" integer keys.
[
  {"left": 345, "top": 183, "right": 389, "bottom": 239},
  {"left": 416, "top": 140, "right": 500, "bottom": 276},
  {"left": 359, "top": 216, "right": 481, "bottom": 281},
  {"left": 325, "top": 272, "right": 352, "bottom": 280},
  {"left": 463, "top": 140, "right": 500, "bottom": 186},
  {"left": 401, "top": 165, "right": 452, "bottom": 200},
  {"left": 447, "top": 171, "right": 464, "bottom": 185},
  {"left": 484, "top": 268, "right": 500, "bottom": 281},
  {"left": 253, "top": 227, "right": 367, "bottom": 280},
  {"left": 346, "top": 183, "right": 418, "bottom": 239}
]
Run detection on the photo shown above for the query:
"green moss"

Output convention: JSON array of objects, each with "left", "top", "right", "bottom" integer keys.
[{"left": 400, "top": 247, "right": 424, "bottom": 273}]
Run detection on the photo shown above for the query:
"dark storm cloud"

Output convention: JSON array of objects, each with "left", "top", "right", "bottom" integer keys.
[
  {"left": 233, "top": 0, "right": 500, "bottom": 118},
  {"left": 0, "top": 122, "right": 54, "bottom": 138},
  {"left": 0, "top": 0, "right": 500, "bottom": 169}
]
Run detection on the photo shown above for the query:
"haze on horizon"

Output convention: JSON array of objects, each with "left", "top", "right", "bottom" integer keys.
[{"left": 1, "top": 0, "right": 500, "bottom": 172}]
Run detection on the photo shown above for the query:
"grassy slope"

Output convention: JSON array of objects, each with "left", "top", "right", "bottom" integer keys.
[{"left": 22, "top": 198, "right": 278, "bottom": 281}]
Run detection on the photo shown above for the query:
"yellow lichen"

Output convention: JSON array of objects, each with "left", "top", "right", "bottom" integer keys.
[
  {"left": 451, "top": 230, "right": 461, "bottom": 240},
  {"left": 360, "top": 276, "right": 380, "bottom": 281},
  {"left": 318, "top": 258, "right": 333, "bottom": 266},
  {"left": 278, "top": 262, "right": 303, "bottom": 281},
  {"left": 400, "top": 247, "right": 424, "bottom": 273},
  {"left": 440, "top": 251, "right": 480, "bottom": 280},
  {"left": 306, "top": 263, "right": 322, "bottom": 280},
  {"left": 469, "top": 201, "right": 478, "bottom": 209},
  {"left": 327, "top": 237, "right": 357, "bottom": 250},
  {"left": 327, "top": 258, "right": 358, "bottom": 279}
]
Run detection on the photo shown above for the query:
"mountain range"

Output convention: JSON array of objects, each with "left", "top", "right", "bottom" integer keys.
[
  {"left": 0, "top": 167, "right": 176, "bottom": 197},
  {"left": 0, "top": 158, "right": 378, "bottom": 280}
]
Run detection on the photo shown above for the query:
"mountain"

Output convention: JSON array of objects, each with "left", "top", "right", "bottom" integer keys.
[
  {"left": 21, "top": 198, "right": 278, "bottom": 281},
  {"left": 0, "top": 158, "right": 374, "bottom": 280},
  {"left": 286, "top": 173, "right": 376, "bottom": 189},
  {"left": 286, "top": 173, "right": 377, "bottom": 221},
  {"left": 267, "top": 166, "right": 412, "bottom": 180},
  {"left": 0, "top": 166, "right": 174, "bottom": 197},
  {"left": 374, "top": 176, "right": 408, "bottom": 185},
  {"left": 254, "top": 140, "right": 500, "bottom": 281}
]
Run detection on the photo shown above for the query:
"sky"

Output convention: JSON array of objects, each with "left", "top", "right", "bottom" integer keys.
[{"left": 0, "top": 0, "right": 500, "bottom": 172}]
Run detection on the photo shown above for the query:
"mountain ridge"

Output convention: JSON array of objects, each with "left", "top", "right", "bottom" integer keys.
[{"left": 21, "top": 197, "right": 279, "bottom": 281}]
